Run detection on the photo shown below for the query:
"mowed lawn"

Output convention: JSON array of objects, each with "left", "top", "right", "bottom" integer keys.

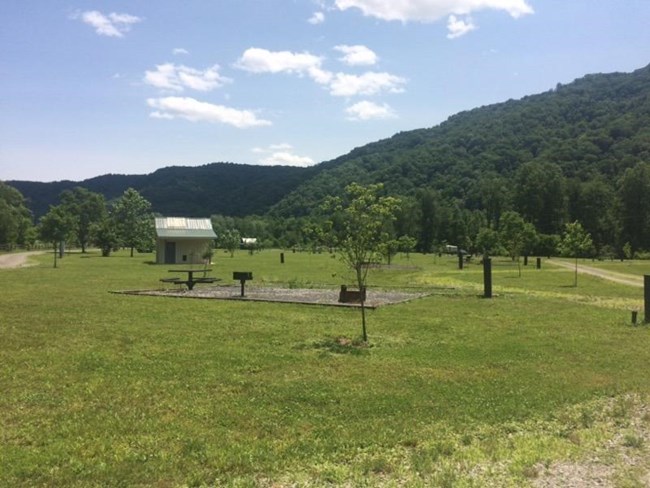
[{"left": 2, "top": 250, "right": 650, "bottom": 486}]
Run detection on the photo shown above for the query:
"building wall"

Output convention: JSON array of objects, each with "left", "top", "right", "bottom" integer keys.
[{"left": 156, "top": 238, "right": 212, "bottom": 265}]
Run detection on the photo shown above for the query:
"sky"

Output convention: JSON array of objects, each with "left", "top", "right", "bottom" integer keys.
[{"left": 1, "top": 1, "right": 649, "bottom": 182}]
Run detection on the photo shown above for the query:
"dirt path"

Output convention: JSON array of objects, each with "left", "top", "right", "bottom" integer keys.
[
  {"left": 0, "top": 251, "right": 43, "bottom": 269},
  {"left": 547, "top": 259, "right": 643, "bottom": 287}
]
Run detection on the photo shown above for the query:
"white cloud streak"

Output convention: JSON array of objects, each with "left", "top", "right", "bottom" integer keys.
[
  {"left": 447, "top": 15, "right": 476, "bottom": 38},
  {"left": 173, "top": 48, "right": 189, "bottom": 55},
  {"left": 334, "top": 0, "right": 533, "bottom": 22},
  {"left": 74, "top": 10, "right": 142, "bottom": 37},
  {"left": 259, "top": 152, "right": 315, "bottom": 167},
  {"left": 253, "top": 143, "right": 314, "bottom": 166},
  {"left": 235, "top": 47, "right": 405, "bottom": 97},
  {"left": 334, "top": 45, "right": 378, "bottom": 66},
  {"left": 346, "top": 100, "right": 396, "bottom": 120},
  {"left": 147, "top": 97, "right": 271, "bottom": 128},
  {"left": 329, "top": 72, "right": 406, "bottom": 97},
  {"left": 144, "top": 63, "right": 230, "bottom": 92}
]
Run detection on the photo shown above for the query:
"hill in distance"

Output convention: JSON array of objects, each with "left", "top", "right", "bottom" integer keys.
[{"left": 8, "top": 62, "right": 650, "bottom": 219}]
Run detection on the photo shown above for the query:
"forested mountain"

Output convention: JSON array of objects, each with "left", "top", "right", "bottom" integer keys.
[
  {"left": 271, "top": 63, "right": 650, "bottom": 218},
  {"left": 6, "top": 63, "right": 650, "bottom": 254},
  {"left": 9, "top": 163, "right": 313, "bottom": 218}
]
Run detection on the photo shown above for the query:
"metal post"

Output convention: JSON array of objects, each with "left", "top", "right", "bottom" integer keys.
[
  {"left": 645, "top": 275, "right": 650, "bottom": 323},
  {"left": 483, "top": 257, "right": 492, "bottom": 298},
  {"left": 240, "top": 280, "right": 245, "bottom": 297}
]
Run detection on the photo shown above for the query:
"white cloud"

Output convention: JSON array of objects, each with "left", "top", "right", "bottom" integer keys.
[
  {"left": 147, "top": 97, "right": 271, "bottom": 128},
  {"left": 334, "top": 0, "right": 533, "bottom": 22},
  {"left": 329, "top": 71, "right": 406, "bottom": 97},
  {"left": 144, "top": 63, "right": 230, "bottom": 92},
  {"left": 334, "top": 45, "right": 378, "bottom": 66},
  {"left": 447, "top": 15, "right": 476, "bottom": 38},
  {"left": 74, "top": 10, "right": 142, "bottom": 37},
  {"left": 308, "top": 11, "right": 325, "bottom": 24},
  {"left": 259, "top": 152, "right": 315, "bottom": 167},
  {"left": 235, "top": 48, "right": 324, "bottom": 75},
  {"left": 253, "top": 144, "right": 314, "bottom": 166},
  {"left": 346, "top": 100, "right": 396, "bottom": 120},
  {"left": 173, "top": 48, "right": 189, "bottom": 55},
  {"left": 235, "top": 47, "right": 406, "bottom": 98}
]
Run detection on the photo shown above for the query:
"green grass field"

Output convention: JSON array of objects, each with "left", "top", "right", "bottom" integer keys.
[{"left": 2, "top": 250, "right": 650, "bottom": 486}]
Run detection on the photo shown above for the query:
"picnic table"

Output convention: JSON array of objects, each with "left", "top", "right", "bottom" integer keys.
[{"left": 161, "top": 268, "right": 219, "bottom": 290}]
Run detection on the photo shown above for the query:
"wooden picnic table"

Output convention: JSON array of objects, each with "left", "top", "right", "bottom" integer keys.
[{"left": 163, "top": 268, "right": 218, "bottom": 290}]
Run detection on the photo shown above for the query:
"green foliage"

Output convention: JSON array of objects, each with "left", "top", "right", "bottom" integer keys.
[
  {"left": 60, "top": 187, "right": 107, "bottom": 252},
  {"left": 0, "top": 182, "right": 33, "bottom": 249},
  {"left": 322, "top": 183, "right": 400, "bottom": 341},
  {"left": 112, "top": 188, "right": 154, "bottom": 257},
  {"left": 38, "top": 205, "right": 75, "bottom": 267},
  {"left": 90, "top": 217, "right": 120, "bottom": 257},
  {"left": 560, "top": 221, "right": 595, "bottom": 286}
]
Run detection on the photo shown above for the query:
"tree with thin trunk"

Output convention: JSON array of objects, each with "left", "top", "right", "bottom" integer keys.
[
  {"left": 559, "top": 221, "right": 594, "bottom": 287},
  {"left": 39, "top": 205, "right": 74, "bottom": 268},
  {"left": 323, "top": 183, "right": 400, "bottom": 343}
]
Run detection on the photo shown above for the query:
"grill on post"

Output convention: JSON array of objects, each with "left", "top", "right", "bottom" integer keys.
[{"left": 233, "top": 271, "right": 253, "bottom": 297}]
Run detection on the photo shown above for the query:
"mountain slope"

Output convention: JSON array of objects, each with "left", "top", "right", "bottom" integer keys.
[
  {"left": 9, "top": 163, "right": 314, "bottom": 218},
  {"left": 271, "top": 63, "right": 650, "bottom": 216}
]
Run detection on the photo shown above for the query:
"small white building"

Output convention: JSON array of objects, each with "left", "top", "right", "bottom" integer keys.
[{"left": 155, "top": 217, "right": 217, "bottom": 265}]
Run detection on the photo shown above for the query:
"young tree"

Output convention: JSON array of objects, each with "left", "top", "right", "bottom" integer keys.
[
  {"left": 324, "top": 183, "right": 400, "bottom": 342},
  {"left": 559, "top": 221, "right": 594, "bottom": 287},
  {"left": 39, "top": 205, "right": 74, "bottom": 268},
  {"left": 218, "top": 228, "right": 241, "bottom": 257},
  {"left": 499, "top": 211, "right": 527, "bottom": 277},
  {"left": 112, "top": 188, "right": 154, "bottom": 257},
  {"left": 397, "top": 235, "right": 417, "bottom": 259}
]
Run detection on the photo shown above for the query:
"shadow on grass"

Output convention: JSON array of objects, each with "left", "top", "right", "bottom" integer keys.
[{"left": 309, "top": 336, "right": 371, "bottom": 356}]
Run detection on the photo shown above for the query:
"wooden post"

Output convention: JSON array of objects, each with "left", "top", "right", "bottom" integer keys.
[
  {"left": 645, "top": 275, "right": 650, "bottom": 323},
  {"left": 536, "top": 257, "right": 541, "bottom": 269},
  {"left": 483, "top": 256, "right": 492, "bottom": 298},
  {"left": 632, "top": 310, "right": 638, "bottom": 325},
  {"left": 458, "top": 251, "right": 464, "bottom": 270},
  {"left": 280, "top": 252, "right": 285, "bottom": 264},
  {"left": 523, "top": 255, "right": 528, "bottom": 266}
]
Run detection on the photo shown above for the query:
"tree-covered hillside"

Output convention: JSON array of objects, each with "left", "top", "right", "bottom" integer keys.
[
  {"left": 9, "top": 163, "right": 313, "bottom": 218},
  {"left": 271, "top": 63, "right": 650, "bottom": 218}
]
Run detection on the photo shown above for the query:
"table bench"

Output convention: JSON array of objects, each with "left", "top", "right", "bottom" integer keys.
[{"left": 162, "top": 269, "right": 219, "bottom": 290}]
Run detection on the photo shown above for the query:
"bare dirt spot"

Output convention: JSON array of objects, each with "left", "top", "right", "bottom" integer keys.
[
  {"left": 547, "top": 259, "right": 643, "bottom": 287},
  {"left": 0, "top": 251, "right": 43, "bottom": 269},
  {"left": 116, "top": 285, "right": 429, "bottom": 308}
]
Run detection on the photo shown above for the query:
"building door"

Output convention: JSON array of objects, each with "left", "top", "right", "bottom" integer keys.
[{"left": 164, "top": 241, "right": 176, "bottom": 264}]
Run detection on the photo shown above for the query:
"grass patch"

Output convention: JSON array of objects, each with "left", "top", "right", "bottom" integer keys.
[{"left": 2, "top": 249, "right": 650, "bottom": 485}]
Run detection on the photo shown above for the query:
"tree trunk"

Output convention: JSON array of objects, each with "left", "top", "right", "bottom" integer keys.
[
  {"left": 574, "top": 257, "right": 578, "bottom": 287},
  {"left": 130, "top": 246, "right": 134, "bottom": 257},
  {"left": 356, "top": 265, "right": 368, "bottom": 342},
  {"left": 360, "top": 300, "right": 367, "bottom": 342},
  {"left": 53, "top": 242, "right": 58, "bottom": 268}
]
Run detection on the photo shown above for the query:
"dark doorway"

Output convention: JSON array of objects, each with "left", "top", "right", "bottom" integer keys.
[{"left": 164, "top": 241, "right": 176, "bottom": 264}]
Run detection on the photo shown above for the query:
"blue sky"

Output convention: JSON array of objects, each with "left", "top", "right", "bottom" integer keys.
[{"left": 2, "top": 1, "right": 649, "bottom": 182}]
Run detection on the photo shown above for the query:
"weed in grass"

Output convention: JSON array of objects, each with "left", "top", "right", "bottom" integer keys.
[
  {"left": 312, "top": 336, "right": 370, "bottom": 355},
  {"left": 622, "top": 433, "right": 644, "bottom": 449},
  {"left": 521, "top": 464, "right": 539, "bottom": 479}
]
